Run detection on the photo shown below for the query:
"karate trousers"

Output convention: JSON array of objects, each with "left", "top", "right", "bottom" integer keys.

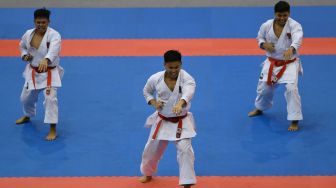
[
  {"left": 140, "top": 138, "right": 196, "bottom": 185},
  {"left": 20, "top": 86, "right": 59, "bottom": 124},
  {"left": 254, "top": 81, "right": 303, "bottom": 121}
]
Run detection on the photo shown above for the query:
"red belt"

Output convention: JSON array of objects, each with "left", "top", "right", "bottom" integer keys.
[
  {"left": 152, "top": 112, "right": 187, "bottom": 140},
  {"left": 30, "top": 64, "right": 55, "bottom": 95},
  {"left": 267, "top": 57, "right": 296, "bottom": 85}
]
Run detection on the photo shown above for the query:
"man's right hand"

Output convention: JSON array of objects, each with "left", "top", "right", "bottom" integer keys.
[
  {"left": 262, "top": 42, "right": 275, "bottom": 53},
  {"left": 149, "top": 100, "right": 164, "bottom": 110},
  {"left": 22, "top": 54, "right": 33, "bottom": 62}
]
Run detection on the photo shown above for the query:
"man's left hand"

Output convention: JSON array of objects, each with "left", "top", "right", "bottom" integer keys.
[
  {"left": 172, "top": 100, "right": 186, "bottom": 115},
  {"left": 172, "top": 104, "right": 183, "bottom": 115},
  {"left": 38, "top": 58, "right": 49, "bottom": 72},
  {"left": 283, "top": 47, "right": 294, "bottom": 61}
]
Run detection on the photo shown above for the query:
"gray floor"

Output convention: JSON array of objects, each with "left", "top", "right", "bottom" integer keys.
[{"left": 0, "top": 0, "right": 336, "bottom": 8}]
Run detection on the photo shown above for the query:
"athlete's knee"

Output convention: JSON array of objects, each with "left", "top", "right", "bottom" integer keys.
[
  {"left": 45, "top": 95, "right": 57, "bottom": 103},
  {"left": 176, "top": 139, "right": 193, "bottom": 154},
  {"left": 20, "top": 94, "right": 28, "bottom": 103},
  {"left": 44, "top": 89, "right": 58, "bottom": 103},
  {"left": 257, "top": 82, "right": 272, "bottom": 95},
  {"left": 20, "top": 87, "right": 29, "bottom": 102},
  {"left": 285, "top": 83, "right": 298, "bottom": 93}
]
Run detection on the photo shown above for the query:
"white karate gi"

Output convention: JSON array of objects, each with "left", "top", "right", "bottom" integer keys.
[
  {"left": 140, "top": 69, "right": 197, "bottom": 185},
  {"left": 255, "top": 17, "right": 303, "bottom": 120},
  {"left": 19, "top": 27, "right": 63, "bottom": 124}
]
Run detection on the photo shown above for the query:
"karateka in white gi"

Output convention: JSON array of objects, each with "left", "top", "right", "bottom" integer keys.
[
  {"left": 139, "top": 50, "right": 196, "bottom": 188},
  {"left": 15, "top": 8, "right": 63, "bottom": 141},
  {"left": 248, "top": 1, "right": 303, "bottom": 131}
]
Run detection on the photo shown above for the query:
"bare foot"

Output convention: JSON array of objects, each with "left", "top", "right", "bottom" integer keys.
[
  {"left": 45, "top": 124, "right": 57, "bottom": 141},
  {"left": 248, "top": 109, "right": 263, "bottom": 117},
  {"left": 139, "top": 176, "right": 152, "bottom": 183},
  {"left": 288, "top": 122, "right": 299, "bottom": 132},
  {"left": 15, "top": 116, "right": 30, "bottom": 124}
]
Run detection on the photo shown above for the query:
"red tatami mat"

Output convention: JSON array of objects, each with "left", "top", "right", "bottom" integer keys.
[
  {"left": 1, "top": 38, "right": 335, "bottom": 57},
  {"left": 0, "top": 176, "right": 336, "bottom": 188}
]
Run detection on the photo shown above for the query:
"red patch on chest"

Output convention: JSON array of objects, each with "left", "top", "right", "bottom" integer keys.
[{"left": 287, "top": 33, "right": 292, "bottom": 39}]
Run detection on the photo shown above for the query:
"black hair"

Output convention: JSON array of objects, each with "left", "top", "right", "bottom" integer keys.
[
  {"left": 164, "top": 50, "right": 182, "bottom": 63},
  {"left": 34, "top": 8, "right": 51, "bottom": 20},
  {"left": 274, "top": 1, "right": 290, "bottom": 13}
]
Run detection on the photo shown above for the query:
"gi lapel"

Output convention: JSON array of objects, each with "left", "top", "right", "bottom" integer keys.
[{"left": 160, "top": 71, "right": 182, "bottom": 117}]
